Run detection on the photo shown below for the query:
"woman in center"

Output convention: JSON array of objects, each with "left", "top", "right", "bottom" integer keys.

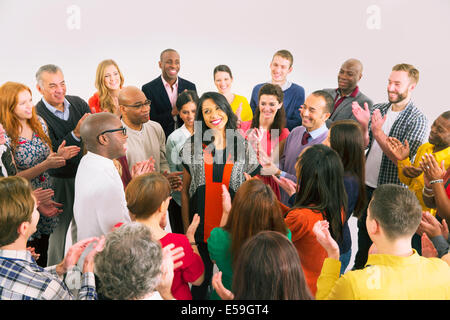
[{"left": 181, "top": 92, "right": 261, "bottom": 300}]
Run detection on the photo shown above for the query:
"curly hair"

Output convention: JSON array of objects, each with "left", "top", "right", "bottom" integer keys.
[{"left": 94, "top": 222, "right": 162, "bottom": 300}]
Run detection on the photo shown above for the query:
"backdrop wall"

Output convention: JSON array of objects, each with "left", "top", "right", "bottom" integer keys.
[{"left": 0, "top": 0, "right": 448, "bottom": 124}]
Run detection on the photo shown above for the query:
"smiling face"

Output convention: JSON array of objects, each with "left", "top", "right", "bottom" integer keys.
[
  {"left": 300, "top": 94, "right": 330, "bottom": 132},
  {"left": 37, "top": 70, "right": 66, "bottom": 108},
  {"left": 214, "top": 71, "right": 233, "bottom": 94},
  {"left": 270, "top": 55, "right": 292, "bottom": 85},
  {"left": 429, "top": 115, "right": 450, "bottom": 148},
  {"left": 338, "top": 61, "right": 362, "bottom": 93},
  {"left": 258, "top": 94, "right": 282, "bottom": 122},
  {"left": 14, "top": 90, "right": 34, "bottom": 121},
  {"left": 387, "top": 70, "right": 415, "bottom": 104},
  {"left": 159, "top": 50, "right": 180, "bottom": 83},
  {"left": 103, "top": 64, "right": 121, "bottom": 91},
  {"left": 201, "top": 98, "right": 228, "bottom": 132},
  {"left": 179, "top": 101, "right": 197, "bottom": 129}
]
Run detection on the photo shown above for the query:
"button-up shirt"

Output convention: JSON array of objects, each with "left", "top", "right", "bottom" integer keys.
[
  {"left": 0, "top": 249, "right": 96, "bottom": 300},
  {"left": 41, "top": 97, "right": 80, "bottom": 142}
]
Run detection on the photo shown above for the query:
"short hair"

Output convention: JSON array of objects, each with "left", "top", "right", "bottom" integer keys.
[
  {"left": 251, "top": 83, "right": 286, "bottom": 131},
  {"left": 213, "top": 65, "right": 233, "bottom": 79},
  {"left": 232, "top": 231, "right": 313, "bottom": 300},
  {"left": 175, "top": 90, "right": 199, "bottom": 112},
  {"left": 368, "top": 184, "right": 422, "bottom": 240},
  {"left": 392, "top": 63, "right": 419, "bottom": 85},
  {"left": 35, "top": 64, "right": 63, "bottom": 85},
  {"left": 273, "top": 50, "right": 294, "bottom": 68},
  {"left": 125, "top": 173, "right": 171, "bottom": 220},
  {"left": 440, "top": 110, "right": 450, "bottom": 120},
  {"left": 0, "top": 176, "right": 35, "bottom": 246},
  {"left": 311, "top": 90, "right": 334, "bottom": 114},
  {"left": 94, "top": 222, "right": 162, "bottom": 300},
  {"left": 160, "top": 48, "right": 178, "bottom": 61}
]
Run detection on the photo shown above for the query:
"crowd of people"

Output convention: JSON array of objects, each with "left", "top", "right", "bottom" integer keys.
[{"left": 0, "top": 48, "right": 449, "bottom": 300}]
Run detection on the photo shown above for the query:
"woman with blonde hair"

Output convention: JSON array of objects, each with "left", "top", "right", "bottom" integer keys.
[
  {"left": 0, "top": 81, "right": 80, "bottom": 267},
  {"left": 88, "top": 59, "right": 125, "bottom": 115}
]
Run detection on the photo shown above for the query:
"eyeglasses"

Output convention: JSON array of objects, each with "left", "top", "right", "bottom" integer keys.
[
  {"left": 97, "top": 126, "right": 127, "bottom": 140},
  {"left": 121, "top": 99, "right": 151, "bottom": 109}
]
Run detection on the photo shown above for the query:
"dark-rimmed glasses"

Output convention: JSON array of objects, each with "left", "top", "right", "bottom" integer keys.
[
  {"left": 97, "top": 126, "right": 127, "bottom": 140},
  {"left": 121, "top": 99, "right": 151, "bottom": 109}
]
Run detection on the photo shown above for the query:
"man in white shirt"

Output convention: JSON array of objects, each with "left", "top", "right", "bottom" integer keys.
[{"left": 73, "top": 112, "right": 131, "bottom": 266}]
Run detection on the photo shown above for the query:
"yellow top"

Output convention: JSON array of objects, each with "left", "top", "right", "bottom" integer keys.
[
  {"left": 316, "top": 251, "right": 450, "bottom": 300},
  {"left": 230, "top": 94, "right": 253, "bottom": 122},
  {"left": 397, "top": 143, "right": 450, "bottom": 214}
]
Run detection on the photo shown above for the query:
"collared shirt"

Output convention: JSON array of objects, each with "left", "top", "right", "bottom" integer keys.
[
  {"left": 161, "top": 75, "right": 179, "bottom": 108},
  {"left": 333, "top": 86, "right": 359, "bottom": 113},
  {"left": 308, "top": 123, "right": 328, "bottom": 141},
  {"left": 41, "top": 97, "right": 80, "bottom": 142},
  {"left": 0, "top": 249, "right": 96, "bottom": 300},
  {"left": 366, "top": 100, "right": 428, "bottom": 187},
  {"left": 271, "top": 79, "right": 292, "bottom": 91}
]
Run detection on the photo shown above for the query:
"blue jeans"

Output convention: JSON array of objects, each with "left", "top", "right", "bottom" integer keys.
[{"left": 339, "top": 250, "right": 352, "bottom": 275}]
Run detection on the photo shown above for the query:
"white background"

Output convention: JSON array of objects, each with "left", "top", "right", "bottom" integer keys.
[{"left": 0, "top": 0, "right": 448, "bottom": 125}]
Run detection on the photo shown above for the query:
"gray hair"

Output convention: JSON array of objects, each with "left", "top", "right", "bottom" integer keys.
[
  {"left": 94, "top": 222, "right": 163, "bottom": 300},
  {"left": 35, "top": 64, "right": 63, "bottom": 85}
]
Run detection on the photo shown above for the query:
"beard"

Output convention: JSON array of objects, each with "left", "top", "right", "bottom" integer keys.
[{"left": 387, "top": 90, "right": 407, "bottom": 103}]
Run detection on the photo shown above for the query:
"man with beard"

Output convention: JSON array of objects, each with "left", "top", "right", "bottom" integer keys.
[
  {"left": 351, "top": 63, "right": 428, "bottom": 270},
  {"left": 323, "top": 58, "right": 373, "bottom": 126}
]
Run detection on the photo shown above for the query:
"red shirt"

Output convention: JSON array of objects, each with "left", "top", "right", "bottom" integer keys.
[{"left": 160, "top": 233, "right": 204, "bottom": 300}]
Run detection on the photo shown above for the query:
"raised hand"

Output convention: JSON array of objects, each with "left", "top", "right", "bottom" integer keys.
[
  {"left": 272, "top": 175, "right": 297, "bottom": 197},
  {"left": 420, "top": 153, "right": 447, "bottom": 186},
  {"left": 37, "top": 200, "right": 63, "bottom": 218},
  {"left": 73, "top": 113, "right": 90, "bottom": 139},
  {"left": 163, "top": 171, "right": 183, "bottom": 192},
  {"left": 220, "top": 185, "right": 231, "bottom": 227},
  {"left": 401, "top": 165, "right": 423, "bottom": 179},
  {"left": 57, "top": 140, "right": 81, "bottom": 160},
  {"left": 421, "top": 233, "right": 438, "bottom": 258},
  {"left": 386, "top": 137, "right": 410, "bottom": 162},
  {"left": 371, "top": 108, "right": 387, "bottom": 133},
  {"left": 312, "top": 220, "right": 340, "bottom": 260},
  {"left": 33, "top": 188, "right": 54, "bottom": 206},
  {"left": 56, "top": 237, "right": 100, "bottom": 276},
  {"left": 352, "top": 101, "right": 370, "bottom": 128},
  {"left": 235, "top": 103, "right": 243, "bottom": 128},
  {"left": 131, "top": 157, "right": 155, "bottom": 178},
  {"left": 44, "top": 152, "right": 66, "bottom": 169},
  {"left": 212, "top": 271, "right": 234, "bottom": 300},
  {"left": 186, "top": 213, "right": 200, "bottom": 243}
]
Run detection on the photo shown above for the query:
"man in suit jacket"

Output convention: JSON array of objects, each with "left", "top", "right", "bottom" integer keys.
[
  {"left": 324, "top": 59, "right": 373, "bottom": 127},
  {"left": 142, "top": 49, "right": 197, "bottom": 139}
]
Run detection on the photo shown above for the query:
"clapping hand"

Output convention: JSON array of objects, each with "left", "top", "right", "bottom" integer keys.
[
  {"left": 386, "top": 137, "right": 410, "bottom": 162},
  {"left": 57, "top": 140, "right": 81, "bottom": 160},
  {"left": 272, "top": 175, "right": 297, "bottom": 197},
  {"left": 312, "top": 220, "right": 340, "bottom": 260}
]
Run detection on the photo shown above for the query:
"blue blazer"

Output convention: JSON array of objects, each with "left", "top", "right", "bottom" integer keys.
[{"left": 142, "top": 76, "right": 196, "bottom": 139}]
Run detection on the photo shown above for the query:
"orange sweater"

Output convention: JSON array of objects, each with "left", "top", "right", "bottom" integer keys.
[{"left": 284, "top": 208, "right": 327, "bottom": 296}]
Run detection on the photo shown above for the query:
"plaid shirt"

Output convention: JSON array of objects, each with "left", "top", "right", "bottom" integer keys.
[
  {"left": 367, "top": 100, "right": 428, "bottom": 186},
  {"left": 0, "top": 250, "right": 97, "bottom": 300}
]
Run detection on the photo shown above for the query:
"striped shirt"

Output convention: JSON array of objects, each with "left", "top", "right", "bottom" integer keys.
[
  {"left": 0, "top": 250, "right": 96, "bottom": 300},
  {"left": 366, "top": 100, "right": 428, "bottom": 186}
]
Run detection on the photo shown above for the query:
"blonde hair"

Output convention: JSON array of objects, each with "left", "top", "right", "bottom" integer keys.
[
  {"left": 0, "top": 81, "right": 52, "bottom": 151},
  {"left": 392, "top": 63, "right": 419, "bottom": 85},
  {"left": 95, "top": 59, "right": 125, "bottom": 113}
]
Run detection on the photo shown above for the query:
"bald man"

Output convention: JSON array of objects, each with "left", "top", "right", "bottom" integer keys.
[
  {"left": 73, "top": 112, "right": 131, "bottom": 267},
  {"left": 324, "top": 59, "right": 373, "bottom": 125}
]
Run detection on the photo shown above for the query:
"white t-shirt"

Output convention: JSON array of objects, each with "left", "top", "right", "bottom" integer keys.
[{"left": 365, "top": 107, "right": 401, "bottom": 188}]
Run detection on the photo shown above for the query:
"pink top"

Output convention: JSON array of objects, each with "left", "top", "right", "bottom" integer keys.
[
  {"left": 161, "top": 75, "right": 179, "bottom": 108},
  {"left": 160, "top": 233, "right": 204, "bottom": 300}
]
